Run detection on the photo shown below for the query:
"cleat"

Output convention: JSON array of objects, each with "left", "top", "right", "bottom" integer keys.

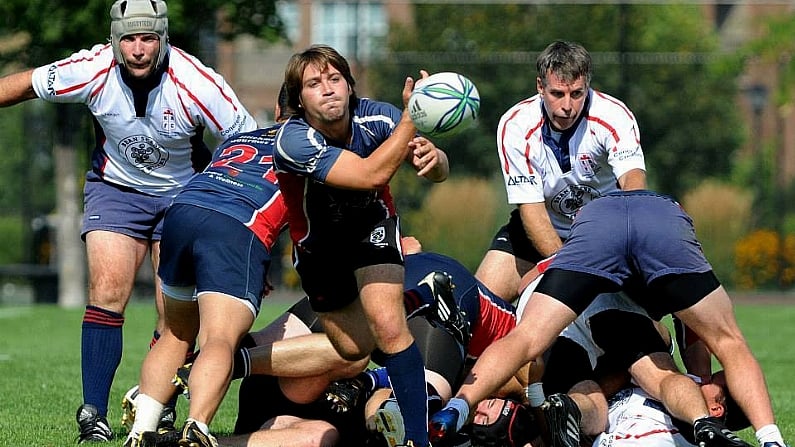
[
  {"left": 324, "top": 372, "right": 373, "bottom": 413},
  {"left": 76, "top": 403, "right": 113, "bottom": 443},
  {"left": 429, "top": 407, "right": 461, "bottom": 443},
  {"left": 121, "top": 385, "right": 140, "bottom": 433},
  {"left": 374, "top": 398, "right": 405, "bottom": 447},
  {"left": 179, "top": 420, "right": 218, "bottom": 447},
  {"left": 542, "top": 393, "right": 581, "bottom": 447},
  {"left": 123, "top": 431, "right": 178, "bottom": 447},
  {"left": 172, "top": 363, "right": 192, "bottom": 399},
  {"left": 694, "top": 417, "right": 753, "bottom": 447},
  {"left": 120, "top": 384, "right": 177, "bottom": 436},
  {"left": 420, "top": 271, "right": 470, "bottom": 346}
]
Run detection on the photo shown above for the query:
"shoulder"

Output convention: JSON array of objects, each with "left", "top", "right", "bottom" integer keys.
[
  {"left": 354, "top": 98, "right": 401, "bottom": 124},
  {"left": 499, "top": 95, "right": 543, "bottom": 128},
  {"left": 588, "top": 90, "right": 636, "bottom": 122}
]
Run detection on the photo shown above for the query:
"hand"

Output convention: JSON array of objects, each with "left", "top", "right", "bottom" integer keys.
[
  {"left": 429, "top": 407, "right": 461, "bottom": 443},
  {"left": 403, "top": 69, "right": 429, "bottom": 108},
  {"left": 408, "top": 137, "right": 440, "bottom": 177}
]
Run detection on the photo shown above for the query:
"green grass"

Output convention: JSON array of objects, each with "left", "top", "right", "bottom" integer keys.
[{"left": 0, "top": 301, "right": 793, "bottom": 446}]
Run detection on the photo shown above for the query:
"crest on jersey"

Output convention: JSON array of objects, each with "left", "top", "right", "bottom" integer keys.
[
  {"left": 118, "top": 135, "right": 169, "bottom": 172},
  {"left": 370, "top": 226, "right": 386, "bottom": 246},
  {"left": 162, "top": 108, "right": 176, "bottom": 132},
  {"left": 551, "top": 185, "right": 600, "bottom": 219},
  {"left": 577, "top": 154, "right": 599, "bottom": 178}
]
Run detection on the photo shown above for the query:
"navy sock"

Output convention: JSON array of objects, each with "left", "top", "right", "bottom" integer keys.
[
  {"left": 366, "top": 367, "right": 391, "bottom": 390},
  {"left": 81, "top": 306, "right": 124, "bottom": 417},
  {"left": 383, "top": 342, "right": 428, "bottom": 447}
]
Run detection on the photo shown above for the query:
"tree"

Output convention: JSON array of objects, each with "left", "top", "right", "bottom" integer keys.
[
  {"left": 0, "top": 0, "right": 282, "bottom": 305},
  {"left": 369, "top": 3, "right": 745, "bottom": 201}
]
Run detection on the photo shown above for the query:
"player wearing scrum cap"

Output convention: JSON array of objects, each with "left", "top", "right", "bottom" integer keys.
[{"left": 0, "top": 0, "right": 255, "bottom": 443}]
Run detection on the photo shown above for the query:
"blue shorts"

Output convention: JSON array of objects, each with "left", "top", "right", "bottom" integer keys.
[
  {"left": 157, "top": 204, "right": 271, "bottom": 315},
  {"left": 550, "top": 191, "right": 712, "bottom": 284},
  {"left": 81, "top": 171, "right": 172, "bottom": 241},
  {"left": 538, "top": 191, "right": 718, "bottom": 318}
]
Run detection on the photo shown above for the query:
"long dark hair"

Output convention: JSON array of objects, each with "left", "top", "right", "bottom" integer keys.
[{"left": 283, "top": 44, "right": 358, "bottom": 116}]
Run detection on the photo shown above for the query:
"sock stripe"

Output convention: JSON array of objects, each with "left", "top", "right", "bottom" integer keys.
[{"left": 83, "top": 306, "right": 124, "bottom": 327}]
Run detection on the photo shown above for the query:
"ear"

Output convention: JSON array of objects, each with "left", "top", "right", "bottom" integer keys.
[
  {"left": 536, "top": 77, "right": 543, "bottom": 94},
  {"left": 709, "top": 402, "right": 726, "bottom": 418}
]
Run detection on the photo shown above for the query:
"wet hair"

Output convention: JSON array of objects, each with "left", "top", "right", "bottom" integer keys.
[
  {"left": 282, "top": 44, "right": 358, "bottom": 116},
  {"left": 468, "top": 399, "right": 539, "bottom": 447},
  {"left": 536, "top": 40, "right": 592, "bottom": 88}
]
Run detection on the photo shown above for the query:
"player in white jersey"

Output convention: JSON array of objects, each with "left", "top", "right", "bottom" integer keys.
[
  {"left": 0, "top": 1, "right": 255, "bottom": 443},
  {"left": 475, "top": 40, "right": 647, "bottom": 302}
]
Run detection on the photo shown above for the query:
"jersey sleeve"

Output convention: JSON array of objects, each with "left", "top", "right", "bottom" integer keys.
[
  {"left": 599, "top": 97, "right": 646, "bottom": 180},
  {"left": 273, "top": 117, "right": 344, "bottom": 182},
  {"left": 496, "top": 102, "right": 546, "bottom": 206},
  {"left": 169, "top": 48, "right": 257, "bottom": 141},
  {"left": 31, "top": 44, "right": 112, "bottom": 105}
]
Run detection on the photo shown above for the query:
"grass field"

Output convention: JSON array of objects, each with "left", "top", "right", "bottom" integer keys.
[{"left": 0, "top": 300, "right": 793, "bottom": 446}]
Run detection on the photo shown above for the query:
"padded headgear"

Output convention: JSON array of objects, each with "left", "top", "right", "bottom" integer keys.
[
  {"left": 469, "top": 399, "right": 538, "bottom": 447},
  {"left": 110, "top": 0, "right": 169, "bottom": 70}
]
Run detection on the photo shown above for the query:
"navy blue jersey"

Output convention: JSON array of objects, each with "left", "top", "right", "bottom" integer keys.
[
  {"left": 173, "top": 125, "right": 288, "bottom": 249},
  {"left": 273, "top": 98, "right": 402, "bottom": 250}
]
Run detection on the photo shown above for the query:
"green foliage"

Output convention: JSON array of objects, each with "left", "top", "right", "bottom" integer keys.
[
  {"left": 0, "top": 0, "right": 283, "bottom": 67},
  {"left": 0, "top": 215, "right": 24, "bottom": 263},
  {"left": 369, "top": 4, "right": 745, "bottom": 200}
]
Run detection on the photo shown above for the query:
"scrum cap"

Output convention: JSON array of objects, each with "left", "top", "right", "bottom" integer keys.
[
  {"left": 110, "top": 0, "right": 169, "bottom": 70},
  {"left": 469, "top": 399, "right": 539, "bottom": 447}
]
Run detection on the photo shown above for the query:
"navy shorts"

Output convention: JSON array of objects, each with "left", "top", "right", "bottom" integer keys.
[
  {"left": 296, "top": 215, "right": 404, "bottom": 313},
  {"left": 157, "top": 204, "right": 271, "bottom": 315},
  {"left": 487, "top": 208, "right": 560, "bottom": 264},
  {"left": 81, "top": 171, "right": 172, "bottom": 241},
  {"left": 539, "top": 191, "right": 717, "bottom": 318}
]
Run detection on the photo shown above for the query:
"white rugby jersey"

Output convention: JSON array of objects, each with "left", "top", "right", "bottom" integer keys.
[
  {"left": 31, "top": 43, "right": 256, "bottom": 196},
  {"left": 594, "top": 386, "right": 695, "bottom": 447},
  {"left": 497, "top": 90, "right": 645, "bottom": 238}
]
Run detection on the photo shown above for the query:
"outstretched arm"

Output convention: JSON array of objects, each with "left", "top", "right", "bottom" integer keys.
[{"left": 0, "top": 69, "right": 38, "bottom": 107}]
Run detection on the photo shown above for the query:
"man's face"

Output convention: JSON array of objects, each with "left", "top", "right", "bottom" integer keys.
[
  {"left": 472, "top": 398, "right": 506, "bottom": 425},
  {"left": 537, "top": 70, "right": 587, "bottom": 131},
  {"left": 118, "top": 33, "right": 160, "bottom": 79},
  {"left": 299, "top": 63, "right": 351, "bottom": 129}
]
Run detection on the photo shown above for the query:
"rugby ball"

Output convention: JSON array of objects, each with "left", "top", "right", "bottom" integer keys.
[{"left": 408, "top": 72, "right": 480, "bottom": 137}]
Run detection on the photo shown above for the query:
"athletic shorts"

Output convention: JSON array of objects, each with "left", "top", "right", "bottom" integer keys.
[
  {"left": 296, "top": 215, "right": 404, "bottom": 313},
  {"left": 487, "top": 208, "right": 558, "bottom": 263},
  {"left": 539, "top": 191, "right": 717, "bottom": 318},
  {"left": 81, "top": 171, "right": 172, "bottom": 241},
  {"left": 157, "top": 204, "right": 271, "bottom": 315}
]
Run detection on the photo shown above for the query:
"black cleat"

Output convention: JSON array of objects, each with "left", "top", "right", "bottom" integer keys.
[
  {"left": 178, "top": 420, "right": 218, "bottom": 447},
  {"left": 324, "top": 372, "right": 373, "bottom": 413},
  {"left": 694, "top": 416, "right": 753, "bottom": 447},
  {"left": 76, "top": 404, "right": 113, "bottom": 443},
  {"left": 421, "top": 271, "right": 471, "bottom": 346},
  {"left": 542, "top": 393, "right": 581, "bottom": 447}
]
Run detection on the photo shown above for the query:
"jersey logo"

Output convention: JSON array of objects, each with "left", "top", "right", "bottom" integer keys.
[
  {"left": 118, "top": 135, "right": 169, "bottom": 172},
  {"left": 507, "top": 175, "right": 536, "bottom": 186},
  {"left": 577, "top": 154, "right": 598, "bottom": 178},
  {"left": 370, "top": 226, "right": 387, "bottom": 246},
  {"left": 551, "top": 185, "right": 600, "bottom": 219},
  {"left": 162, "top": 108, "right": 176, "bottom": 132}
]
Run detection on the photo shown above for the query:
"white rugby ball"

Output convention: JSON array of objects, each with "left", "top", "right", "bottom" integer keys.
[{"left": 408, "top": 72, "right": 480, "bottom": 137}]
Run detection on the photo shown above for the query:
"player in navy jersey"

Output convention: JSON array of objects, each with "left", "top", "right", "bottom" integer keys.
[
  {"left": 122, "top": 87, "right": 288, "bottom": 447},
  {"left": 0, "top": 1, "right": 255, "bottom": 442},
  {"left": 476, "top": 40, "right": 647, "bottom": 302},
  {"left": 273, "top": 44, "right": 448, "bottom": 447}
]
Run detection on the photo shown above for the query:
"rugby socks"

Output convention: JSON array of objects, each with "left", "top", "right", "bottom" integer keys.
[
  {"left": 129, "top": 393, "right": 164, "bottom": 434},
  {"left": 383, "top": 342, "right": 429, "bottom": 447},
  {"left": 365, "top": 367, "right": 391, "bottom": 390},
  {"left": 232, "top": 348, "right": 252, "bottom": 379},
  {"left": 81, "top": 305, "right": 124, "bottom": 416}
]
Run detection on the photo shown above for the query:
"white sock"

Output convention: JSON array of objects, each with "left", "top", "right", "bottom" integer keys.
[
  {"left": 187, "top": 418, "right": 211, "bottom": 436},
  {"left": 130, "top": 393, "right": 164, "bottom": 434},
  {"left": 755, "top": 424, "right": 785, "bottom": 446}
]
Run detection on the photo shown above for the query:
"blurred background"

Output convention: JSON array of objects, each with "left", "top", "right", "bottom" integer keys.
[{"left": 1, "top": 0, "right": 794, "bottom": 306}]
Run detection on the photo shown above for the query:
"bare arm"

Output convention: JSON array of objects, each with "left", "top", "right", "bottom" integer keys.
[
  {"left": 617, "top": 168, "right": 646, "bottom": 190},
  {"left": 324, "top": 72, "right": 429, "bottom": 189},
  {"left": 0, "top": 69, "right": 38, "bottom": 107},
  {"left": 518, "top": 202, "right": 563, "bottom": 258}
]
